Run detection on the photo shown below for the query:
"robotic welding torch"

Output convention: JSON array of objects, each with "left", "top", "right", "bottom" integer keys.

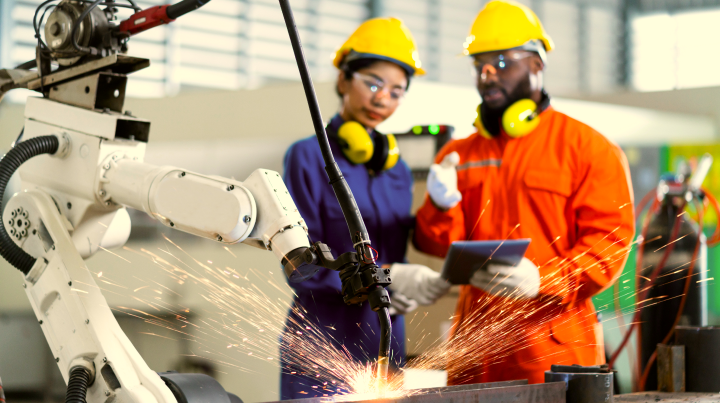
[
  {"left": 277, "top": 0, "right": 393, "bottom": 387},
  {"left": 118, "top": 0, "right": 210, "bottom": 37}
]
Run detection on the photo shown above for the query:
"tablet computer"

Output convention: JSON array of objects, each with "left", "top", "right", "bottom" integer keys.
[{"left": 441, "top": 239, "right": 531, "bottom": 285}]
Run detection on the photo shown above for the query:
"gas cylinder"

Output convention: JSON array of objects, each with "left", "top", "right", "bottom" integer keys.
[{"left": 639, "top": 174, "right": 708, "bottom": 391}]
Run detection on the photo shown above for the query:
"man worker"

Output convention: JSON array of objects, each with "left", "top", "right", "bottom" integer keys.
[{"left": 414, "top": 0, "right": 635, "bottom": 384}]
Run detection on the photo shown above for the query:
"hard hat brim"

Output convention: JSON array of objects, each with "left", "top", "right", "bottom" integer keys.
[{"left": 338, "top": 50, "right": 425, "bottom": 77}]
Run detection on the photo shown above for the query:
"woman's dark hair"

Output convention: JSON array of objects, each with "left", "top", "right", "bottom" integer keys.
[{"left": 336, "top": 58, "right": 411, "bottom": 98}]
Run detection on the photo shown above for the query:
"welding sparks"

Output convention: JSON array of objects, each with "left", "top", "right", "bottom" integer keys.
[
  {"left": 92, "top": 224, "right": 701, "bottom": 399},
  {"left": 98, "top": 236, "right": 606, "bottom": 396}
]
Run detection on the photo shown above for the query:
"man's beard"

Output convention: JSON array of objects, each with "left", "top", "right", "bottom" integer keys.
[
  {"left": 480, "top": 75, "right": 533, "bottom": 136},
  {"left": 484, "top": 75, "right": 533, "bottom": 114}
]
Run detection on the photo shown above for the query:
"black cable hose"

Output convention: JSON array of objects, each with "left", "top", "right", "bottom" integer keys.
[
  {"left": 65, "top": 366, "right": 91, "bottom": 403},
  {"left": 166, "top": 0, "right": 210, "bottom": 20},
  {"left": 0, "top": 135, "right": 59, "bottom": 275},
  {"left": 277, "top": 0, "right": 370, "bottom": 244}
]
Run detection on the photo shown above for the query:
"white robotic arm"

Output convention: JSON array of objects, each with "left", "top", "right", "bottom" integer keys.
[
  {"left": 98, "top": 158, "right": 311, "bottom": 272},
  {"left": 0, "top": 0, "right": 361, "bottom": 400},
  {"left": 0, "top": 95, "right": 314, "bottom": 403},
  {"left": 16, "top": 97, "right": 312, "bottom": 277}
]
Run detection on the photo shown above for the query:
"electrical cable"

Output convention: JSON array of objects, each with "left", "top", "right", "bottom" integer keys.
[
  {"left": 610, "top": 188, "right": 657, "bottom": 390},
  {"left": 637, "top": 197, "right": 704, "bottom": 391},
  {"left": 71, "top": 0, "right": 105, "bottom": 54},
  {"left": 606, "top": 181, "right": 720, "bottom": 390},
  {"left": 33, "top": 0, "right": 59, "bottom": 53},
  {"left": 277, "top": 0, "right": 369, "bottom": 247},
  {"left": 703, "top": 188, "right": 720, "bottom": 246},
  {"left": 608, "top": 196, "right": 684, "bottom": 369},
  {"left": 0, "top": 135, "right": 59, "bottom": 275}
]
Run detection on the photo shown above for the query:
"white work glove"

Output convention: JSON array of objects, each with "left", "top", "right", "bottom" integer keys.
[
  {"left": 470, "top": 257, "right": 540, "bottom": 299},
  {"left": 427, "top": 151, "right": 462, "bottom": 210},
  {"left": 389, "top": 263, "right": 451, "bottom": 305},
  {"left": 388, "top": 292, "right": 419, "bottom": 316}
]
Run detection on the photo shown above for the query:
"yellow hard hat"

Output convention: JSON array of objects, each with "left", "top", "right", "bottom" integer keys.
[
  {"left": 463, "top": 0, "right": 554, "bottom": 56},
  {"left": 333, "top": 17, "right": 425, "bottom": 76}
]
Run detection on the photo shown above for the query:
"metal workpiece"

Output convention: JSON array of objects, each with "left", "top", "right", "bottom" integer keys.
[
  {"left": 674, "top": 326, "right": 720, "bottom": 392},
  {"left": 656, "top": 344, "right": 684, "bottom": 392},
  {"left": 265, "top": 381, "right": 566, "bottom": 403},
  {"left": 615, "top": 392, "right": 720, "bottom": 402},
  {"left": 545, "top": 364, "right": 613, "bottom": 403}
]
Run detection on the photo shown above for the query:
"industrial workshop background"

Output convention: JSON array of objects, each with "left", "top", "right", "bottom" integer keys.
[
  {"left": 1, "top": 0, "right": 720, "bottom": 402},
  {"left": 4, "top": 0, "right": 720, "bottom": 96}
]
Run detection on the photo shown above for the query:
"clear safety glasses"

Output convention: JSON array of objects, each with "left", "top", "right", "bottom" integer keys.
[
  {"left": 473, "top": 51, "right": 535, "bottom": 79},
  {"left": 352, "top": 72, "right": 406, "bottom": 102}
]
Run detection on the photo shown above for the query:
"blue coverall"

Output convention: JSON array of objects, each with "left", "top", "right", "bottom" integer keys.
[{"left": 280, "top": 114, "right": 414, "bottom": 399}]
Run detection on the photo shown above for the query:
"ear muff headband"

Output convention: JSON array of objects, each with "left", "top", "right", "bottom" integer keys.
[
  {"left": 383, "top": 133, "right": 399, "bottom": 171},
  {"left": 336, "top": 121, "right": 399, "bottom": 172},
  {"left": 474, "top": 98, "right": 540, "bottom": 139},
  {"left": 474, "top": 105, "right": 494, "bottom": 139}
]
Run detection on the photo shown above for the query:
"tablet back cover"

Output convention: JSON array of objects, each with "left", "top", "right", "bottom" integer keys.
[{"left": 441, "top": 239, "right": 531, "bottom": 285}]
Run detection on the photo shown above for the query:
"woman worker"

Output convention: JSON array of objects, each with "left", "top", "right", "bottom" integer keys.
[{"left": 280, "top": 17, "right": 450, "bottom": 398}]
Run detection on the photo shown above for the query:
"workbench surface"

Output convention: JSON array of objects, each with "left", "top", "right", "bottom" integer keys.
[{"left": 615, "top": 392, "right": 720, "bottom": 402}]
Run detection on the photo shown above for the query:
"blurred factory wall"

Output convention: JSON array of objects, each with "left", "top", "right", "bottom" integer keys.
[
  {"left": 577, "top": 86, "right": 720, "bottom": 140},
  {"left": 0, "top": 0, "right": 629, "bottom": 99}
]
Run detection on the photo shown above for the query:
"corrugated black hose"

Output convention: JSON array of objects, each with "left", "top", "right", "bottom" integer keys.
[
  {"left": 0, "top": 135, "right": 59, "bottom": 275},
  {"left": 65, "top": 366, "right": 92, "bottom": 403}
]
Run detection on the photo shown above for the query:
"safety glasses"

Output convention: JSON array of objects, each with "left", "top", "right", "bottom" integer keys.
[
  {"left": 473, "top": 51, "right": 535, "bottom": 78},
  {"left": 353, "top": 72, "right": 406, "bottom": 102}
]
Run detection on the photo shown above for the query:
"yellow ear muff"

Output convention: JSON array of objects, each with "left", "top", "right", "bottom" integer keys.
[
  {"left": 383, "top": 133, "right": 400, "bottom": 171},
  {"left": 337, "top": 121, "right": 374, "bottom": 164},
  {"left": 502, "top": 99, "right": 540, "bottom": 138}
]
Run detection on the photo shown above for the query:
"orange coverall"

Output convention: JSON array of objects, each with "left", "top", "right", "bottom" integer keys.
[{"left": 415, "top": 107, "right": 635, "bottom": 384}]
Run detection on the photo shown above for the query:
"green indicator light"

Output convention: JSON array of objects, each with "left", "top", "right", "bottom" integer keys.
[
  {"left": 412, "top": 126, "right": 422, "bottom": 135},
  {"left": 429, "top": 125, "right": 440, "bottom": 135}
]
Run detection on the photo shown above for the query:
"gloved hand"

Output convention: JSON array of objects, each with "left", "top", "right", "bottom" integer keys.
[
  {"left": 470, "top": 257, "right": 540, "bottom": 299},
  {"left": 427, "top": 151, "right": 462, "bottom": 210},
  {"left": 388, "top": 292, "right": 419, "bottom": 316},
  {"left": 389, "top": 263, "right": 451, "bottom": 305}
]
